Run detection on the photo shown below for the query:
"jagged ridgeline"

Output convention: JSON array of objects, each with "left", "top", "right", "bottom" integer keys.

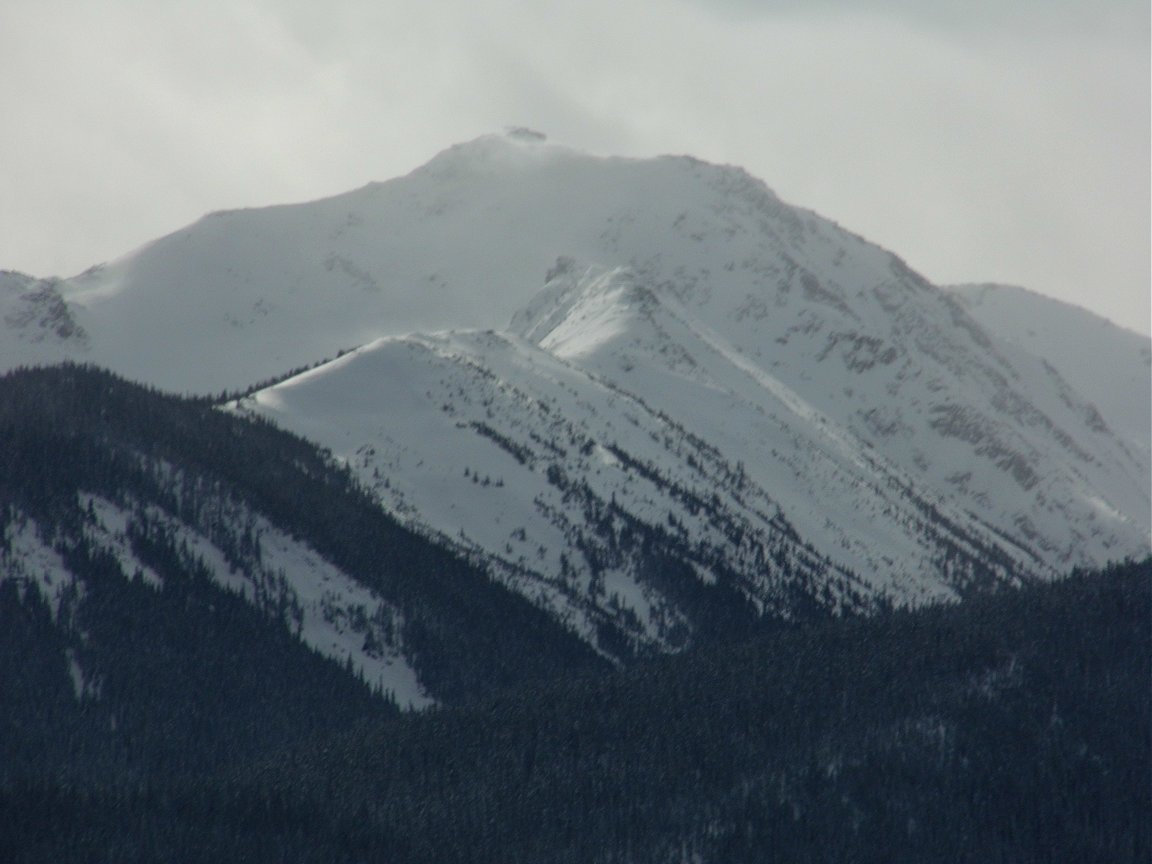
[{"left": 0, "top": 363, "right": 606, "bottom": 709}]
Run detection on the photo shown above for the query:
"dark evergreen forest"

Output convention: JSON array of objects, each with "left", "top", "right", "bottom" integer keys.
[{"left": 0, "top": 365, "right": 1148, "bottom": 862}]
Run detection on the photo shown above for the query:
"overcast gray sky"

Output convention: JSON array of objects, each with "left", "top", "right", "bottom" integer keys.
[{"left": 3, "top": 0, "right": 1148, "bottom": 334}]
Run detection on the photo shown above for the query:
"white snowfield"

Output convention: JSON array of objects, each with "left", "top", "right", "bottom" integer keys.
[{"left": 3, "top": 131, "right": 1149, "bottom": 657}]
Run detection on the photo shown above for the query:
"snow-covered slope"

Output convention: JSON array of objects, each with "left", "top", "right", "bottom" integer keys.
[
  {"left": 237, "top": 254, "right": 1149, "bottom": 650},
  {"left": 237, "top": 327, "right": 880, "bottom": 654},
  {"left": 4, "top": 131, "right": 1148, "bottom": 652},
  {"left": 0, "top": 271, "right": 89, "bottom": 371},
  {"left": 524, "top": 261, "right": 1150, "bottom": 564},
  {"left": 947, "top": 283, "right": 1151, "bottom": 467}
]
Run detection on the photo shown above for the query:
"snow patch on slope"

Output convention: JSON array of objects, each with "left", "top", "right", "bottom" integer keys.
[
  {"left": 1, "top": 515, "right": 78, "bottom": 622},
  {"left": 2, "top": 494, "right": 431, "bottom": 709},
  {"left": 123, "top": 491, "right": 432, "bottom": 709}
]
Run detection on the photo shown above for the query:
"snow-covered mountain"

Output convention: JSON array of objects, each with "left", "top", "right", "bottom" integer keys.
[
  {"left": 947, "top": 282, "right": 1151, "bottom": 469},
  {"left": 3, "top": 131, "right": 1148, "bottom": 657}
]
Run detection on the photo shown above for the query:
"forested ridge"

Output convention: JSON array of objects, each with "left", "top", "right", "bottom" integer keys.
[
  {"left": 3, "top": 553, "right": 1147, "bottom": 861},
  {"left": 0, "top": 364, "right": 1148, "bottom": 861},
  {"left": 0, "top": 363, "right": 605, "bottom": 705},
  {"left": 228, "top": 559, "right": 1152, "bottom": 863}
]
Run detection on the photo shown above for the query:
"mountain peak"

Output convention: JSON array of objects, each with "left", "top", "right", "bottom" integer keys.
[
  {"left": 414, "top": 130, "right": 588, "bottom": 181},
  {"left": 509, "top": 261, "right": 656, "bottom": 357},
  {"left": 504, "top": 126, "right": 548, "bottom": 142},
  {"left": 1, "top": 133, "right": 1148, "bottom": 668}
]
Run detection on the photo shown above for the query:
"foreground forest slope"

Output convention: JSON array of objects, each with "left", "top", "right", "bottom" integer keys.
[
  {"left": 0, "top": 364, "right": 605, "bottom": 709},
  {"left": 3, "top": 557, "right": 1148, "bottom": 863}
]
